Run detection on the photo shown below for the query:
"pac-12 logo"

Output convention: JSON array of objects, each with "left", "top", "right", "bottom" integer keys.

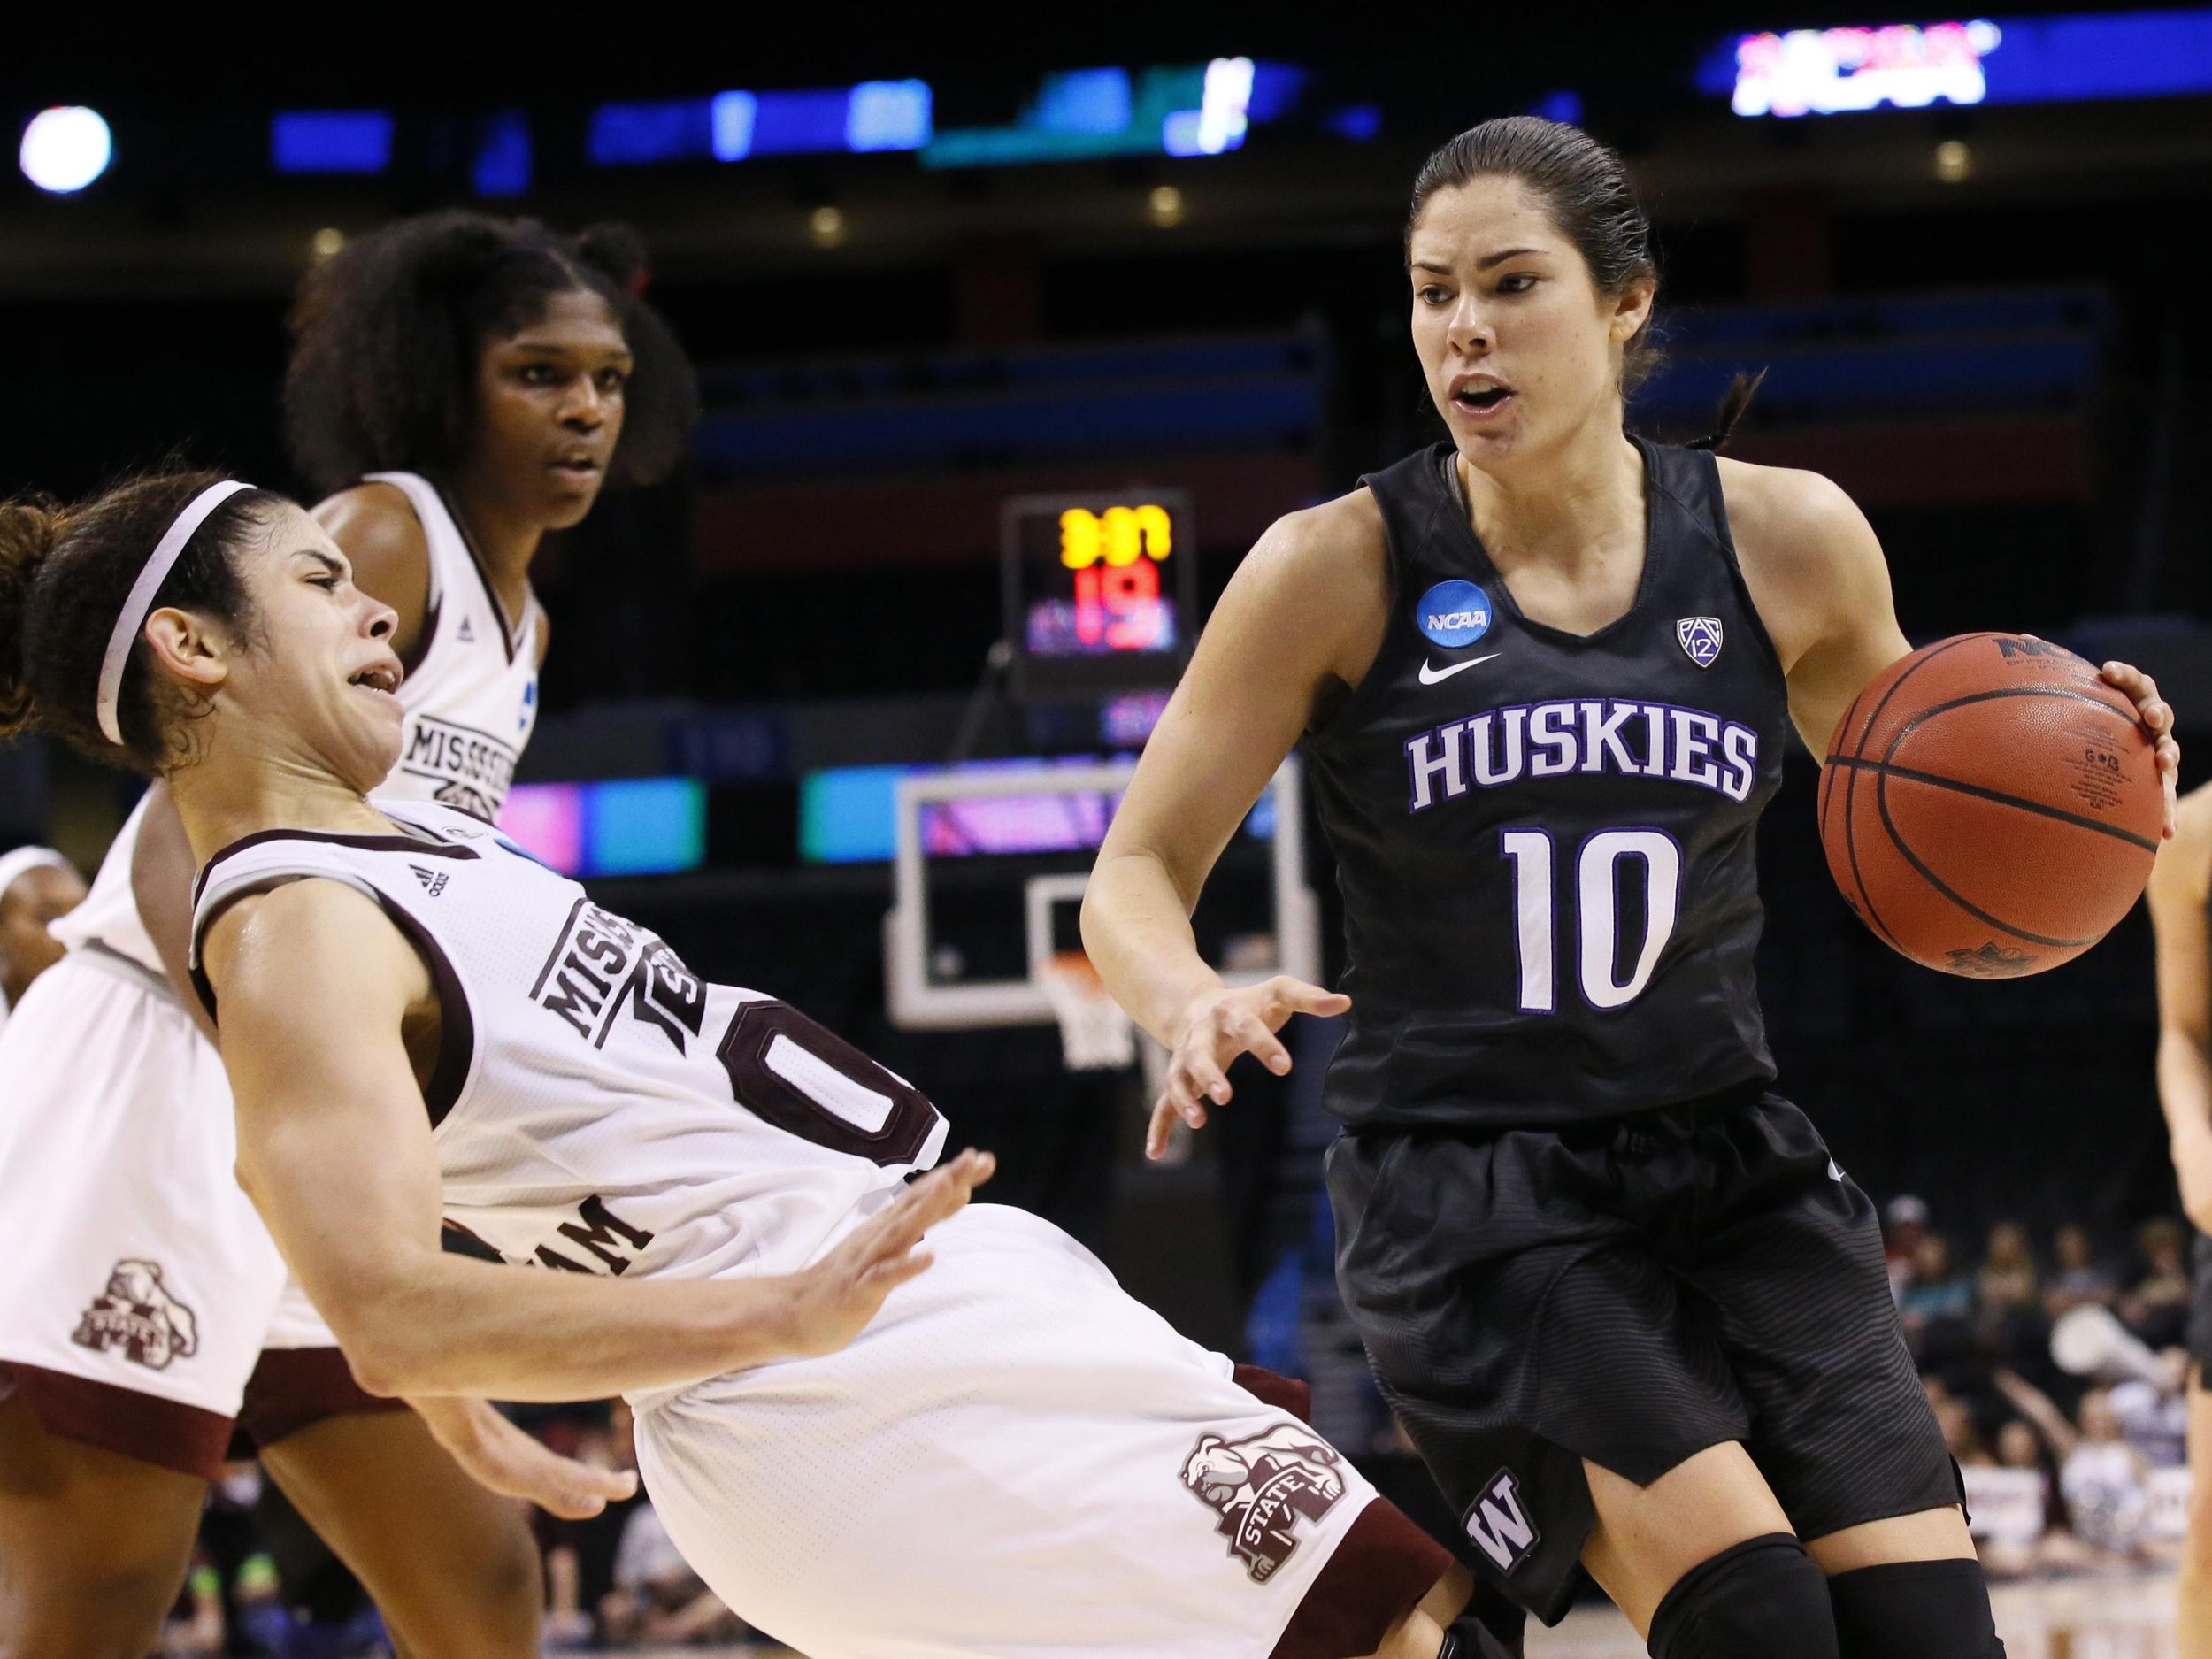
[
  {"left": 1417, "top": 580, "right": 1492, "bottom": 649},
  {"left": 1676, "top": 616, "right": 1724, "bottom": 669}
]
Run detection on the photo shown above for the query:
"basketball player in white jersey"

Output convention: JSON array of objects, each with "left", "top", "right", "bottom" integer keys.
[
  {"left": 1, "top": 472, "right": 1503, "bottom": 1657},
  {"left": 0, "top": 215, "right": 695, "bottom": 1658},
  {"left": 0, "top": 843, "right": 84, "bottom": 1027}
]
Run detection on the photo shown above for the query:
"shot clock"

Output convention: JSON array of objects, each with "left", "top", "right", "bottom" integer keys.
[{"left": 1002, "top": 489, "right": 1197, "bottom": 698}]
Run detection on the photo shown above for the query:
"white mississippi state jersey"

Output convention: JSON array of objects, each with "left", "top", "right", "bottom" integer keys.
[
  {"left": 55, "top": 472, "right": 541, "bottom": 972},
  {"left": 49, "top": 792, "right": 164, "bottom": 971},
  {"left": 188, "top": 801, "right": 949, "bottom": 1287},
  {"left": 364, "top": 471, "right": 541, "bottom": 820}
]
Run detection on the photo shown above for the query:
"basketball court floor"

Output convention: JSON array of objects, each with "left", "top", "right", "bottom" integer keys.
[{"left": 626, "top": 1568, "right": 2178, "bottom": 1659}]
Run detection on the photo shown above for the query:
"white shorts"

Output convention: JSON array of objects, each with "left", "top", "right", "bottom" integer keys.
[
  {"left": 0, "top": 949, "right": 365, "bottom": 1478},
  {"left": 634, "top": 1203, "right": 1448, "bottom": 1659}
]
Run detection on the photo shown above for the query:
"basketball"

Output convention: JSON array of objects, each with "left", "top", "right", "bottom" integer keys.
[{"left": 1819, "top": 634, "right": 2162, "bottom": 978}]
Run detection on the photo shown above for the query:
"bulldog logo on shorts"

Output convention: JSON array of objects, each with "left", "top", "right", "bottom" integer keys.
[
  {"left": 71, "top": 1259, "right": 199, "bottom": 1371},
  {"left": 1180, "top": 1424, "right": 1347, "bottom": 1583}
]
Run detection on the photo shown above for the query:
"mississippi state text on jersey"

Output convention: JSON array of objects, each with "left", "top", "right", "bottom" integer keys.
[
  {"left": 188, "top": 803, "right": 949, "bottom": 1316},
  {"left": 1302, "top": 437, "right": 1790, "bottom": 1128},
  {"left": 365, "top": 472, "right": 541, "bottom": 821}
]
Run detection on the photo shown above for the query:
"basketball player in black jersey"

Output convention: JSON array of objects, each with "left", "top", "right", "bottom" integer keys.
[
  {"left": 2149, "top": 780, "right": 2212, "bottom": 1658},
  {"left": 1086, "top": 118, "right": 2179, "bottom": 1659}
]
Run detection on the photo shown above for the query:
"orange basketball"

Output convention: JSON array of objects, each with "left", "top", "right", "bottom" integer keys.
[{"left": 1818, "top": 634, "right": 2161, "bottom": 978}]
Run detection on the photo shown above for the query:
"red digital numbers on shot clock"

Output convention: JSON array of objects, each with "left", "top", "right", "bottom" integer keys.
[
  {"left": 1060, "top": 503, "right": 1170, "bottom": 649},
  {"left": 1002, "top": 489, "right": 1195, "bottom": 698}
]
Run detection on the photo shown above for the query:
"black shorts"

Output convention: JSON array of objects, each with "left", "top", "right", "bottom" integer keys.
[
  {"left": 1325, "top": 1087, "right": 1956, "bottom": 1625},
  {"left": 2188, "top": 1235, "right": 2212, "bottom": 1378}
]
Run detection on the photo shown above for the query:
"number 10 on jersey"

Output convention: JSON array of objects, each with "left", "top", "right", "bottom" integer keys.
[{"left": 1501, "top": 828, "right": 1682, "bottom": 1013}]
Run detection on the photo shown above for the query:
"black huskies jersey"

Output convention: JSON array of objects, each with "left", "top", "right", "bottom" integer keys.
[{"left": 1303, "top": 438, "right": 1790, "bottom": 1129}]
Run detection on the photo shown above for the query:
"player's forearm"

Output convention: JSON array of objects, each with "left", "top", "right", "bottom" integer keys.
[
  {"left": 330, "top": 1253, "right": 801, "bottom": 1401},
  {"left": 1081, "top": 849, "right": 1225, "bottom": 1046},
  {"left": 2158, "top": 1028, "right": 2212, "bottom": 1154}
]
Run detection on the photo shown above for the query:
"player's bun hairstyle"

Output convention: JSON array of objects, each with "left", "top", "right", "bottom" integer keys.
[
  {"left": 283, "top": 212, "right": 701, "bottom": 495},
  {"left": 1408, "top": 116, "right": 1760, "bottom": 450},
  {"left": 0, "top": 469, "right": 276, "bottom": 772}
]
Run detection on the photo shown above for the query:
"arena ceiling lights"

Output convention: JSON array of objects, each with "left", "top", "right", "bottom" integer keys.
[{"left": 18, "top": 106, "right": 111, "bottom": 195}]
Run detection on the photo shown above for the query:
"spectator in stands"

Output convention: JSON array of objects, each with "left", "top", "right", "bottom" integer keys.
[
  {"left": 1965, "top": 1418, "right": 2050, "bottom": 1580},
  {"left": 1900, "top": 1232, "right": 1975, "bottom": 1326},
  {"left": 2108, "top": 1349, "right": 2192, "bottom": 1471},
  {"left": 599, "top": 1499, "right": 748, "bottom": 1648},
  {"left": 535, "top": 1404, "right": 641, "bottom": 1650},
  {"left": 1885, "top": 1193, "right": 1931, "bottom": 1301},
  {"left": 1927, "top": 1376, "right": 1989, "bottom": 1465},
  {"left": 1977, "top": 1221, "right": 2040, "bottom": 1317},
  {"left": 2047, "top": 1223, "right": 2119, "bottom": 1320},
  {"left": 2123, "top": 1217, "right": 2193, "bottom": 1348},
  {"left": 2062, "top": 1387, "right": 2162, "bottom": 1562},
  {"left": 155, "top": 1556, "right": 224, "bottom": 1657}
]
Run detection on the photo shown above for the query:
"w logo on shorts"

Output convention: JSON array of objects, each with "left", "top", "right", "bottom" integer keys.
[
  {"left": 1180, "top": 1425, "right": 1347, "bottom": 1583},
  {"left": 1463, "top": 1469, "right": 1540, "bottom": 1573},
  {"left": 71, "top": 1259, "right": 199, "bottom": 1371}
]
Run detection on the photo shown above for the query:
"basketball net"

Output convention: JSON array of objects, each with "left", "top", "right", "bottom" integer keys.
[{"left": 1041, "top": 951, "right": 1135, "bottom": 1071}]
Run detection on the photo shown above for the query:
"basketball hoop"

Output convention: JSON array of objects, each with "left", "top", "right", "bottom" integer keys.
[{"left": 1041, "top": 951, "right": 1135, "bottom": 1071}]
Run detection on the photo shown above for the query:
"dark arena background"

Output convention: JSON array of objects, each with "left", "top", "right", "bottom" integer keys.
[{"left": 4, "top": 12, "right": 2212, "bottom": 1655}]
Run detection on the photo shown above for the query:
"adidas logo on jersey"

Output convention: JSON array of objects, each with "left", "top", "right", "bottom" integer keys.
[
  {"left": 457, "top": 616, "right": 475, "bottom": 643},
  {"left": 412, "top": 864, "right": 449, "bottom": 897}
]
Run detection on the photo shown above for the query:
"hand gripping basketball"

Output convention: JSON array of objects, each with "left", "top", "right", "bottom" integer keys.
[
  {"left": 1819, "top": 634, "right": 2180, "bottom": 977},
  {"left": 1148, "top": 977, "right": 1352, "bottom": 1161},
  {"left": 2096, "top": 656, "right": 2181, "bottom": 837},
  {"left": 781, "top": 1149, "right": 995, "bottom": 1358}
]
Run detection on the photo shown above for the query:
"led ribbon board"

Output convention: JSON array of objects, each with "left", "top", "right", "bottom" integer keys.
[{"left": 1714, "top": 10, "right": 2212, "bottom": 117}]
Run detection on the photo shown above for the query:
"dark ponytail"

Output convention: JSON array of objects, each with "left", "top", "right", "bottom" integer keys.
[
  {"left": 1686, "top": 368, "right": 1767, "bottom": 453},
  {"left": 0, "top": 469, "right": 274, "bottom": 772}
]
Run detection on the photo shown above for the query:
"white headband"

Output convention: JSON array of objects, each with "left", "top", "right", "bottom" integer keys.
[
  {"left": 0, "top": 846, "right": 71, "bottom": 901},
  {"left": 94, "top": 480, "right": 256, "bottom": 748}
]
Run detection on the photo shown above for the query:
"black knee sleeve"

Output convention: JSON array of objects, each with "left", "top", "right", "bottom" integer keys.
[
  {"left": 1647, "top": 1534, "right": 1839, "bottom": 1659},
  {"left": 1438, "top": 1582, "right": 1525, "bottom": 1658},
  {"left": 1826, "top": 1557, "right": 2005, "bottom": 1658}
]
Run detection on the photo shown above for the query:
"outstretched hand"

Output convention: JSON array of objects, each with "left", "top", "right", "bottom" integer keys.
[
  {"left": 1147, "top": 976, "right": 1352, "bottom": 1160},
  {"left": 781, "top": 1149, "right": 995, "bottom": 1358},
  {"left": 408, "top": 1394, "right": 640, "bottom": 1519},
  {"left": 2099, "top": 658, "right": 2180, "bottom": 837}
]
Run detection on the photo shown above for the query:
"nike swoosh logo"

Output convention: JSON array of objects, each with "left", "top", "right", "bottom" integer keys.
[{"left": 1418, "top": 654, "right": 1500, "bottom": 685}]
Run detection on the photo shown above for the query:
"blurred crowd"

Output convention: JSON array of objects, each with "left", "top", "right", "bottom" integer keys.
[
  {"left": 1885, "top": 1196, "right": 2199, "bottom": 1578},
  {"left": 156, "top": 1401, "right": 754, "bottom": 1657}
]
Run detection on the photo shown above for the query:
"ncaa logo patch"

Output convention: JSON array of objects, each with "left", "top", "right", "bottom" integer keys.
[
  {"left": 1417, "top": 580, "right": 1493, "bottom": 649},
  {"left": 1676, "top": 616, "right": 1724, "bottom": 669}
]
